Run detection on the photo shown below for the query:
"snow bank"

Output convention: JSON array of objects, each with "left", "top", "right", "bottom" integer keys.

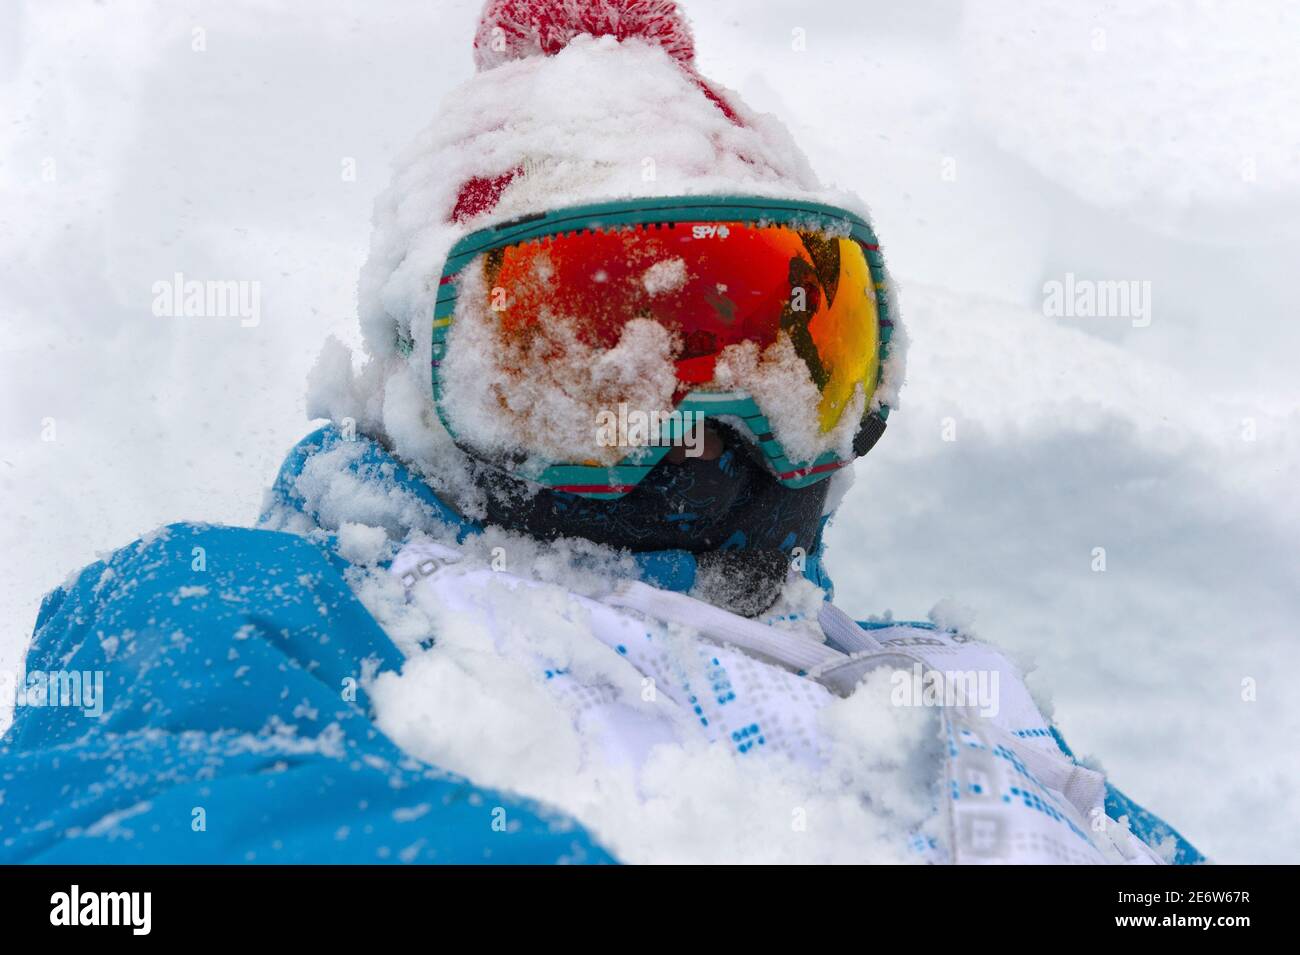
[{"left": 962, "top": 0, "right": 1300, "bottom": 240}]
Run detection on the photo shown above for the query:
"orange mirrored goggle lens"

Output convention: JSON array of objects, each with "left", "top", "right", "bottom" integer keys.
[{"left": 479, "top": 221, "right": 880, "bottom": 433}]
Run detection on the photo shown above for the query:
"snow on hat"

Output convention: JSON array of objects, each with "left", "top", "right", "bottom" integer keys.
[{"left": 317, "top": 0, "right": 900, "bottom": 481}]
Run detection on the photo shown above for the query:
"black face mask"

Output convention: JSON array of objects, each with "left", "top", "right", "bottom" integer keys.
[{"left": 469, "top": 422, "right": 831, "bottom": 616}]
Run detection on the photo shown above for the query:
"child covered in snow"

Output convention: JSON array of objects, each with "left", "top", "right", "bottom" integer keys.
[{"left": 0, "top": 0, "right": 1201, "bottom": 865}]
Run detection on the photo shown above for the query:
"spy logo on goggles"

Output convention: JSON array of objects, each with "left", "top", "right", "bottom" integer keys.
[{"left": 414, "top": 196, "right": 895, "bottom": 500}]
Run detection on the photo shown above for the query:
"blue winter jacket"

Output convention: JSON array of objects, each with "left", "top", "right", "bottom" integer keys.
[{"left": 0, "top": 426, "right": 1203, "bottom": 864}]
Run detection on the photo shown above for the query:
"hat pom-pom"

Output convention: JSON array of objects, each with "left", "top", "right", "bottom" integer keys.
[{"left": 473, "top": 0, "right": 696, "bottom": 71}]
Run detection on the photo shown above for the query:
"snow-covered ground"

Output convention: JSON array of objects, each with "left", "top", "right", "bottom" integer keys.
[{"left": 2, "top": 0, "right": 1297, "bottom": 862}]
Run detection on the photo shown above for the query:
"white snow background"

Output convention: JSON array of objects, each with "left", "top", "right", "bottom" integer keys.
[{"left": 1, "top": 0, "right": 1297, "bottom": 862}]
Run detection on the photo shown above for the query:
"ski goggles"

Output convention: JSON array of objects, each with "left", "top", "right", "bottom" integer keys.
[{"left": 420, "top": 196, "right": 895, "bottom": 500}]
